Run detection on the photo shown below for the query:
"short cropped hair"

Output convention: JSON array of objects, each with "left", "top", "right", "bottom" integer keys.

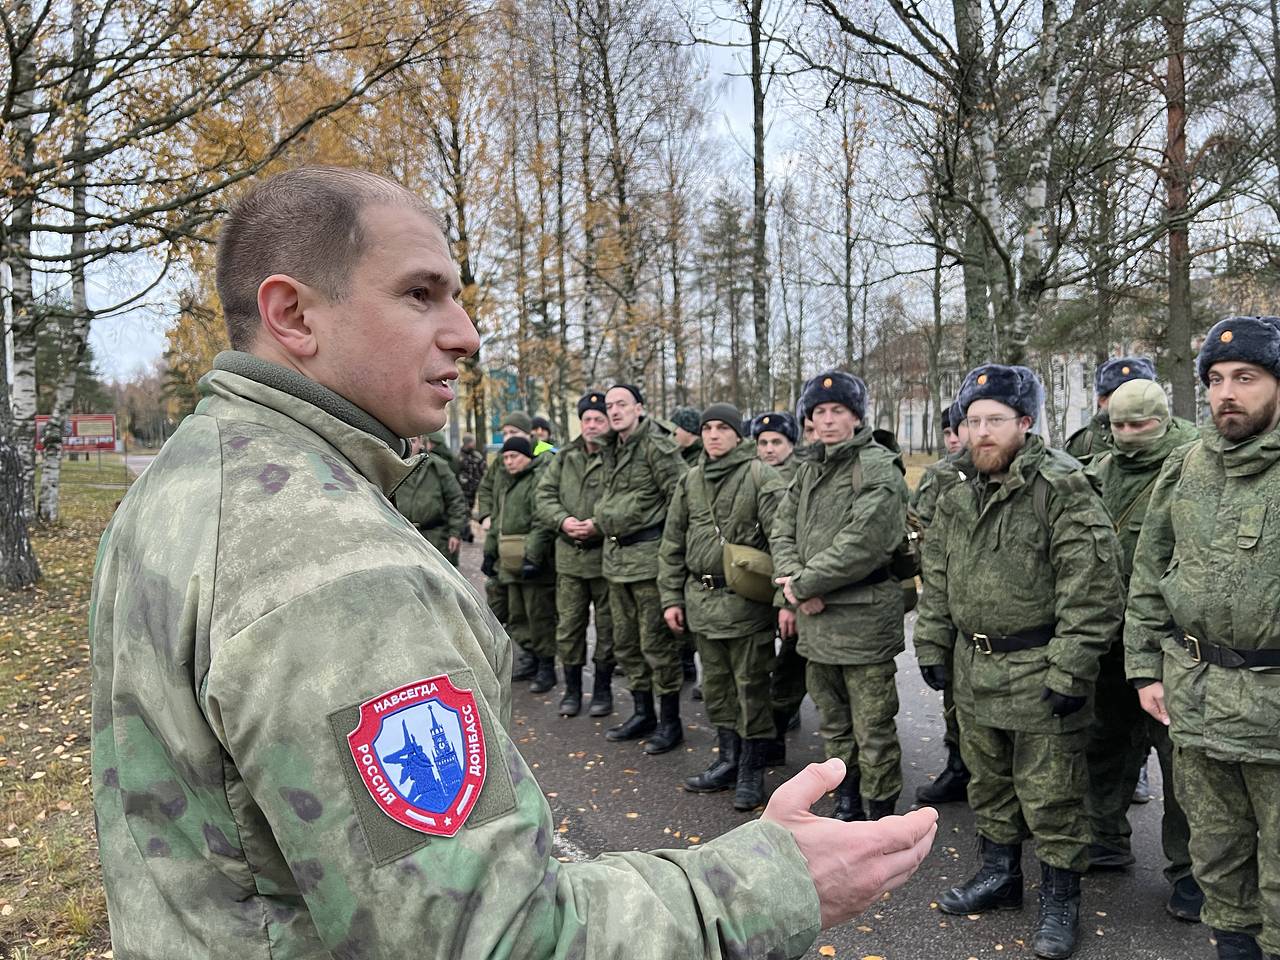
[{"left": 215, "top": 165, "right": 442, "bottom": 350}]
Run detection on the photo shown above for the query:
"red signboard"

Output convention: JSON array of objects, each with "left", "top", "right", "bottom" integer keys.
[{"left": 34, "top": 413, "right": 117, "bottom": 452}]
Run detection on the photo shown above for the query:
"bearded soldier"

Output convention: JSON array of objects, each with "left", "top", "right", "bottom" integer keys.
[
  {"left": 1065, "top": 356, "right": 1158, "bottom": 465},
  {"left": 770, "top": 371, "right": 909, "bottom": 823},
  {"left": 914, "top": 363, "right": 1125, "bottom": 960},
  {"left": 535, "top": 391, "right": 616, "bottom": 718},
  {"left": 392, "top": 434, "right": 468, "bottom": 566},
  {"left": 660, "top": 404, "right": 787, "bottom": 810},
  {"left": 1127, "top": 316, "right": 1280, "bottom": 960}
]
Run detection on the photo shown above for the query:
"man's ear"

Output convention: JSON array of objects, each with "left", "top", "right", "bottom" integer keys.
[{"left": 257, "top": 274, "right": 319, "bottom": 359}]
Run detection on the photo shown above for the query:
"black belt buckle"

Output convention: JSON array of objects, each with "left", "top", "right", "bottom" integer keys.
[
  {"left": 1184, "top": 633, "right": 1202, "bottom": 663},
  {"left": 973, "top": 632, "right": 993, "bottom": 655}
]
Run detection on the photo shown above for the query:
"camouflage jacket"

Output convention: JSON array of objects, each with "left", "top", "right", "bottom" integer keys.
[
  {"left": 533, "top": 434, "right": 609, "bottom": 579},
  {"left": 89, "top": 352, "right": 820, "bottom": 959},
  {"left": 1087, "top": 418, "right": 1199, "bottom": 584},
  {"left": 680, "top": 438, "right": 704, "bottom": 467},
  {"left": 658, "top": 442, "right": 785, "bottom": 639},
  {"left": 1124, "top": 422, "right": 1280, "bottom": 764},
  {"left": 771, "top": 455, "right": 800, "bottom": 486},
  {"left": 392, "top": 451, "right": 468, "bottom": 555},
  {"left": 913, "top": 435, "right": 1126, "bottom": 733},
  {"left": 475, "top": 453, "right": 503, "bottom": 521},
  {"left": 1064, "top": 411, "right": 1112, "bottom": 465},
  {"left": 596, "top": 417, "right": 688, "bottom": 582},
  {"left": 458, "top": 446, "right": 487, "bottom": 505},
  {"left": 769, "top": 428, "right": 908, "bottom": 666},
  {"left": 485, "top": 454, "right": 556, "bottom": 585},
  {"left": 909, "top": 451, "right": 964, "bottom": 531}
]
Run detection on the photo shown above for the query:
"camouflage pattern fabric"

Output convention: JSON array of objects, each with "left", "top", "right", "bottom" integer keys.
[
  {"left": 554, "top": 573, "right": 614, "bottom": 668},
  {"left": 806, "top": 661, "right": 903, "bottom": 803},
  {"left": 89, "top": 353, "right": 822, "bottom": 959},
  {"left": 534, "top": 434, "right": 609, "bottom": 581},
  {"left": 508, "top": 580, "right": 558, "bottom": 659},
  {"left": 1064, "top": 411, "right": 1112, "bottom": 466},
  {"left": 697, "top": 629, "right": 777, "bottom": 739},
  {"left": 1083, "top": 644, "right": 1149, "bottom": 857},
  {"left": 457, "top": 446, "right": 487, "bottom": 510},
  {"left": 681, "top": 438, "right": 704, "bottom": 466},
  {"left": 483, "top": 454, "right": 555, "bottom": 586},
  {"left": 609, "top": 578, "right": 682, "bottom": 696},
  {"left": 392, "top": 450, "right": 467, "bottom": 565}
]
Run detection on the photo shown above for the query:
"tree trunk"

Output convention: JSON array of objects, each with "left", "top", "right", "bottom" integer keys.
[
  {"left": 747, "top": 0, "right": 769, "bottom": 413},
  {"left": 1164, "top": 0, "right": 1195, "bottom": 419}
]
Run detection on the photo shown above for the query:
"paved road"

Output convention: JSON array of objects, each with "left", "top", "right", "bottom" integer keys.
[{"left": 458, "top": 537, "right": 1212, "bottom": 960}]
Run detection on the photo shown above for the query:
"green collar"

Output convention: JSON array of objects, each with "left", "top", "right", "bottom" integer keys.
[
  {"left": 817, "top": 426, "right": 874, "bottom": 464},
  {"left": 1203, "top": 418, "right": 1280, "bottom": 478}
]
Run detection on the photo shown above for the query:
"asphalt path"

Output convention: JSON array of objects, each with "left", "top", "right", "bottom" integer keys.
[{"left": 457, "top": 537, "right": 1211, "bottom": 960}]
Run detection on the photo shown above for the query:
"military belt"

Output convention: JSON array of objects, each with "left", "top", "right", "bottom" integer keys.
[
  {"left": 696, "top": 574, "right": 729, "bottom": 590},
  {"left": 558, "top": 532, "right": 602, "bottom": 550},
  {"left": 416, "top": 519, "right": 444, "bottom": 531},
  {"left": 852, "top": 566, "right": 893, "bottom": 588},
  {"left": 1174, "top": 628, "right": 1280, "bottom": 669},
  {"left": 613, "top": 524, "right": 664, "bottom": 547},
  {"left": 968, "top": 624, "right": 1055, "bottom": 655}
]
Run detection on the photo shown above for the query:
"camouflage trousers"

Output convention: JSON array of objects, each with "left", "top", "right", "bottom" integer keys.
[
  {"left": 555, "top": 573, "right": 614, "bottom": 668},
  {"left": 1085, "top": 644, "right": 1151, "bottom": 857},
  {"left": 770, "top": 637, "right": 807, "bottom": 717},
  {"left": 1175, "top": 747, "right": 1280, "bottom": 953},
  {"left": 609, "top": 579, "right": 682, "bottom": 696},
  {"left": 960, "top": 714, "right": 1090, "bottom": 872},
  {"left": 941, "top": 644, "right": 960, "bottom": 753},
  {"left": 486, "top": 576, "right": 509, "bottom": 626},
  {"left": 696, "top": 629, "right": 775, "bottom": 740},
  {"left": 806, "top": 660, "right": 902, "bottom": 802},
  {"left": 506, "top": 582, "right": 557, "bottom": 659}
]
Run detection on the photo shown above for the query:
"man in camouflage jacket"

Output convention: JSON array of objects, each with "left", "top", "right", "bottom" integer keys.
[
  {"left": 392, "top": 434, "right": 468, "bottom": 565},
  {"left": 1126, "top": 316, "right": 1280, "bottom": 960},
  {"left": 1064, "top": 356, "right": 1157, "bottom": 465}
]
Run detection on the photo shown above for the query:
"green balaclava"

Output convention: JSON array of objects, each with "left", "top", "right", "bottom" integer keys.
[{"left": 1108, "top": 379, "right": 1169, "bottom": 451}]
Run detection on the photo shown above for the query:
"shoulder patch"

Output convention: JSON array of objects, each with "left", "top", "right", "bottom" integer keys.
[{"left": 345, "top": 675, "right": 487, "bottom": 838}]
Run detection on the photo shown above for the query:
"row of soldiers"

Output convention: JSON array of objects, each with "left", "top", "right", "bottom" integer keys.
[{"left": 391, "top": 315, "right": 1280, "bottom": 960}]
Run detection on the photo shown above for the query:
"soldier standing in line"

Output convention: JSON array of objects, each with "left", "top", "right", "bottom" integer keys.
[
  {"left": 1126, "top": 316, "right": 1280, "bottom": 960},
  {"left": 457, "top": 432, "right": 486, "bottom": 540},
  {"left": 535, "top": 391, "right": 617, "bottom": 718},
  {"left": 659, "top": 403, "right": 787, "bottom": 810},
  {"left": 1064, "top": 356, "right": 1158, "bottom": 465},
  {"left": 482, "top": 435, "right": 559, "bottom": 693},
  {"left": 914, "top": 364, "right": 1126, "bottom": 960},
  {"left": 751, "top": 410, "right": 806, "bottom": 763},
  {"left": 597, "top": 384, "right": 689, "bottom": 754},
  {"left": 532, "top": 415, "right": 558, "bottom": 451},
  {"left": 392, "top": 434, "right": 468, "bottom": 566},
  {"left": 770, "top": 372, "right": 909, "bottom": 823},
  {"left": 671, "top": 406, "right": 704, "bottom": 466},
  {"left": 909, "top": 403, "right": 973, "bottom": 805},
  {"left": 1083, "top": 378, "right": 1202, "bottom": 919}
]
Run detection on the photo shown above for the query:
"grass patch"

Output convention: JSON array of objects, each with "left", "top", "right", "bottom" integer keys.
[{"left": 1, "top": 455, "right": 129, "bottom": 958}]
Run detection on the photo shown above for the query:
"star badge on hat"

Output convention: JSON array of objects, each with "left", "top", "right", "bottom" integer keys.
[
  {"left": 977, "top": 374, "right": 988, "bottom": 385},
  {"left": 1221, "top": 331, "right": 1234, "bottom": 343},
  {"left": 591, "top": 394, "right": 600, "bottom": 402},
  {"left": 763, "top": 416, "right": 771, "bottom": 424},
  {"left": 1122, "top": 366, "right": 1130, "bottom": 374},
  {"left": 823, "top": 377, "right": 832, "bottom": 388}
]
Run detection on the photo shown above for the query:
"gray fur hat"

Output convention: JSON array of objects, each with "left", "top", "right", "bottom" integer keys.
[{"left": 956, "top": 364, "right": 1044, "bottom": 423}]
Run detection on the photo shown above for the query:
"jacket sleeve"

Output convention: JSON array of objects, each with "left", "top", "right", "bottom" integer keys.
[
  {"left": 912, "top": 487, "right": 955, "bottom": 667},
  {"left": 755, "top": 463, "right": 786, "bottom": 545},
  {"left": 1043, "top": 476, "right": 1127, "bottom": 697},
  {"left": 657, "top": 477, "right": 691, "bottom": 610},
  {"left": 440, "top": 461, "right": 469, "bottom": 537},
  {"left": 1124, "top": 448, "right": 1187, "bottom": 683},
  {"left": 524, "top": 471, "right": 556, "bottom": 568},
  {"left": 476, "top": 465, "right": 497, "bottom": 521},
  {"left": 649, "top": 436, "right": 688, "bottom": 499},
  {"left": 484, "top": 483, "right": 501, "bottom": 558},
  {"left": 768, "top": 473, "right": 802, "bottom": 607},
  {"left": 534, "top": 453, "right": 570, "bottom": 533},
  {"left": 203, "top": 569, "right": 821, "bottom": 959},
  {"left": 788, "top": 459, "right": 906, "bottom": 601}
]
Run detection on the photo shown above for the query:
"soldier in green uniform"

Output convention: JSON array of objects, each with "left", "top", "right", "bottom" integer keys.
[
  {"left": 910, "top": 403, "right": 973, "bottom": 805},
  {"left": 914, "top": 363, "right": 1126, "bottom": 959},
  {"left": 751, "top": 410, "right": 805, "bottom": 761},
  {"left": 1084, "top": 378, "right": 1202, "bottom": 920},
  {"left": 392, "top": 433, "right": 468, "bottom": 565},
  {"left": 660, "top": 403, "right": 787, "bottom": 810},
  {"left": 770, "top": 372, "right": 909, "bottom": 823},
  {"left": 598, "top": 384, "right": 689, "bottom": 754},
  {"left": 425, "top": 429, "right": 459, "bottom": 472},
  {"left": 1126, "top": 315, "right": 1280, "bottom": 960},
  {"left": 1064, "top": 356, "right": 1157, "bottom": 465},
  {"left": 483, "top": 436, "right": 558, "bottom": 693},
  {"left": 671, "top": 405, "right": 704, "bottom": 466},
  {"left": 89, "top": 167, "right": 940, "bottom": 959},
  {"left": 535, "top": 390, "right": 616, "bottom": 718}
]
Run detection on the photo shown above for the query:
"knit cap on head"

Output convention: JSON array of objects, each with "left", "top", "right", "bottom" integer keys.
[
  {"left": 501, "top": 410, "right": 533, "bottom": 433},
  {"left": 669, "top": 406, "right": 702, "bottom": 434},
  {"left": 700, "top": 402, "right": 743, "bottom": 438},
  {"left": 609, "top": 383, "right": 645, "bottom": 405},
  {"left": 500, "top": 436, "right": 533, "bottom": 458},
  {"left": 531, "top": 415, "right": 553, "bottom": 434}
]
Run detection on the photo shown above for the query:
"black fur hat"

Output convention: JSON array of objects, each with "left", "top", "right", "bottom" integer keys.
[
  {"left": 798, "top": 370, "right": 868, "bottom": 421},
  {"left": 941, "top": 403, "right": 959, "bottom": 432},
  {"left": 577, "top": 391, "right": 607, "bottom": 418},
  {"left": 750, "top": 411, "right": 799, "bottom": 444},
  {"left": 1197, "top": 316, "right": 1280, "bottom": 385},
  {"left": 956, "top": 364, "right": 1044, "bottom": 423},
  {"left": 1096, "top": 356, "right": 1156, "bottom": 397}
]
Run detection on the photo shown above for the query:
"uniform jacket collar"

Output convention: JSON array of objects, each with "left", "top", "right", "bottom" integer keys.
[
  {"left": 1202, "top": 418, "right": 1280, "bottom": 478},
  {"left": 816, "top": 425, "right": 875, "bottom": 465},
  {"left": 202, "top": 351, "right": 419, "bottom": 497},
  {"left": 702, "top": 438, "right": 755, "bottom": 483}
]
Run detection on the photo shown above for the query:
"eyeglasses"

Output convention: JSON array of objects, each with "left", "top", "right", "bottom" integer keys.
[{"left": 964, "top": 415, "right": 1019, "bottom": 430}]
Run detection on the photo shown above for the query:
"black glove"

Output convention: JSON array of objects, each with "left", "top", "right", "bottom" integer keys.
[
  {"left": 1041, "top": 687, "right": 1087, "bottom": 718},
  {"left": 920, "top": 664, "right": 949, "bottom": 691},
  {"left": 520, "top": 560, "right": 542, "bottom": 580},
  {"left": 481, "top": 554, "right": 497, "bottom": 578}
]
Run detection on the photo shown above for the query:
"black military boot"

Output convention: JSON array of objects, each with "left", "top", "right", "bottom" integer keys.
[
  {"left": 558, "top": 665, "right": 583, "bottom": 717},
  {"left": 511, "top": 646, "right": 538, "bottom": 682},
  {"left": 830, "top": 769, "right": 865, "bottom": 821},
  {"left": 1031, "top": 862, "right": 1081, "bottom": 959},
  {"left": 1212, "top": 930, "right": 1263, "bottom": 960},
  {"left": 733, "top": 738, "right": 769, "bottom": 811},
  {"left": 529, "top": 656, "right": 557, "bottom": 694},
  {"left": 761, "top": 709, "right": 789, "bottom": 767},
  {"left": 915, "top": 747, "right": 971, "bottom": 804},
  {"left": 937, "top": 837, "right": 1024, "bottom": 914},
  {"left": 643, "top": 693, "right": 684, "bottom": 755},
  {"left": 867, "top": 793, "right": 898, "bottom": 820},
  {"left": 1165, "top": 875, "right": 1203, "bottom": 922},
  {"left": 588, "top": 663, "right": 614, "bottom": 717},
  {"left": 684, "top": 728, "right": 740, "bottom": 793},
  {"left": 606, "top": 690, "right": 656, "bottom": 741}
]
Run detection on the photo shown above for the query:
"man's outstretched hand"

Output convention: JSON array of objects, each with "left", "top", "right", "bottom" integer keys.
[{"left": 763, "top": 758, "right": 938, "bottom": 929}]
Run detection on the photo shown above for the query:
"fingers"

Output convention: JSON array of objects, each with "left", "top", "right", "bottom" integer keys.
[{"left": 767, "top": 758, "right": 845, "bottom": 815}]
